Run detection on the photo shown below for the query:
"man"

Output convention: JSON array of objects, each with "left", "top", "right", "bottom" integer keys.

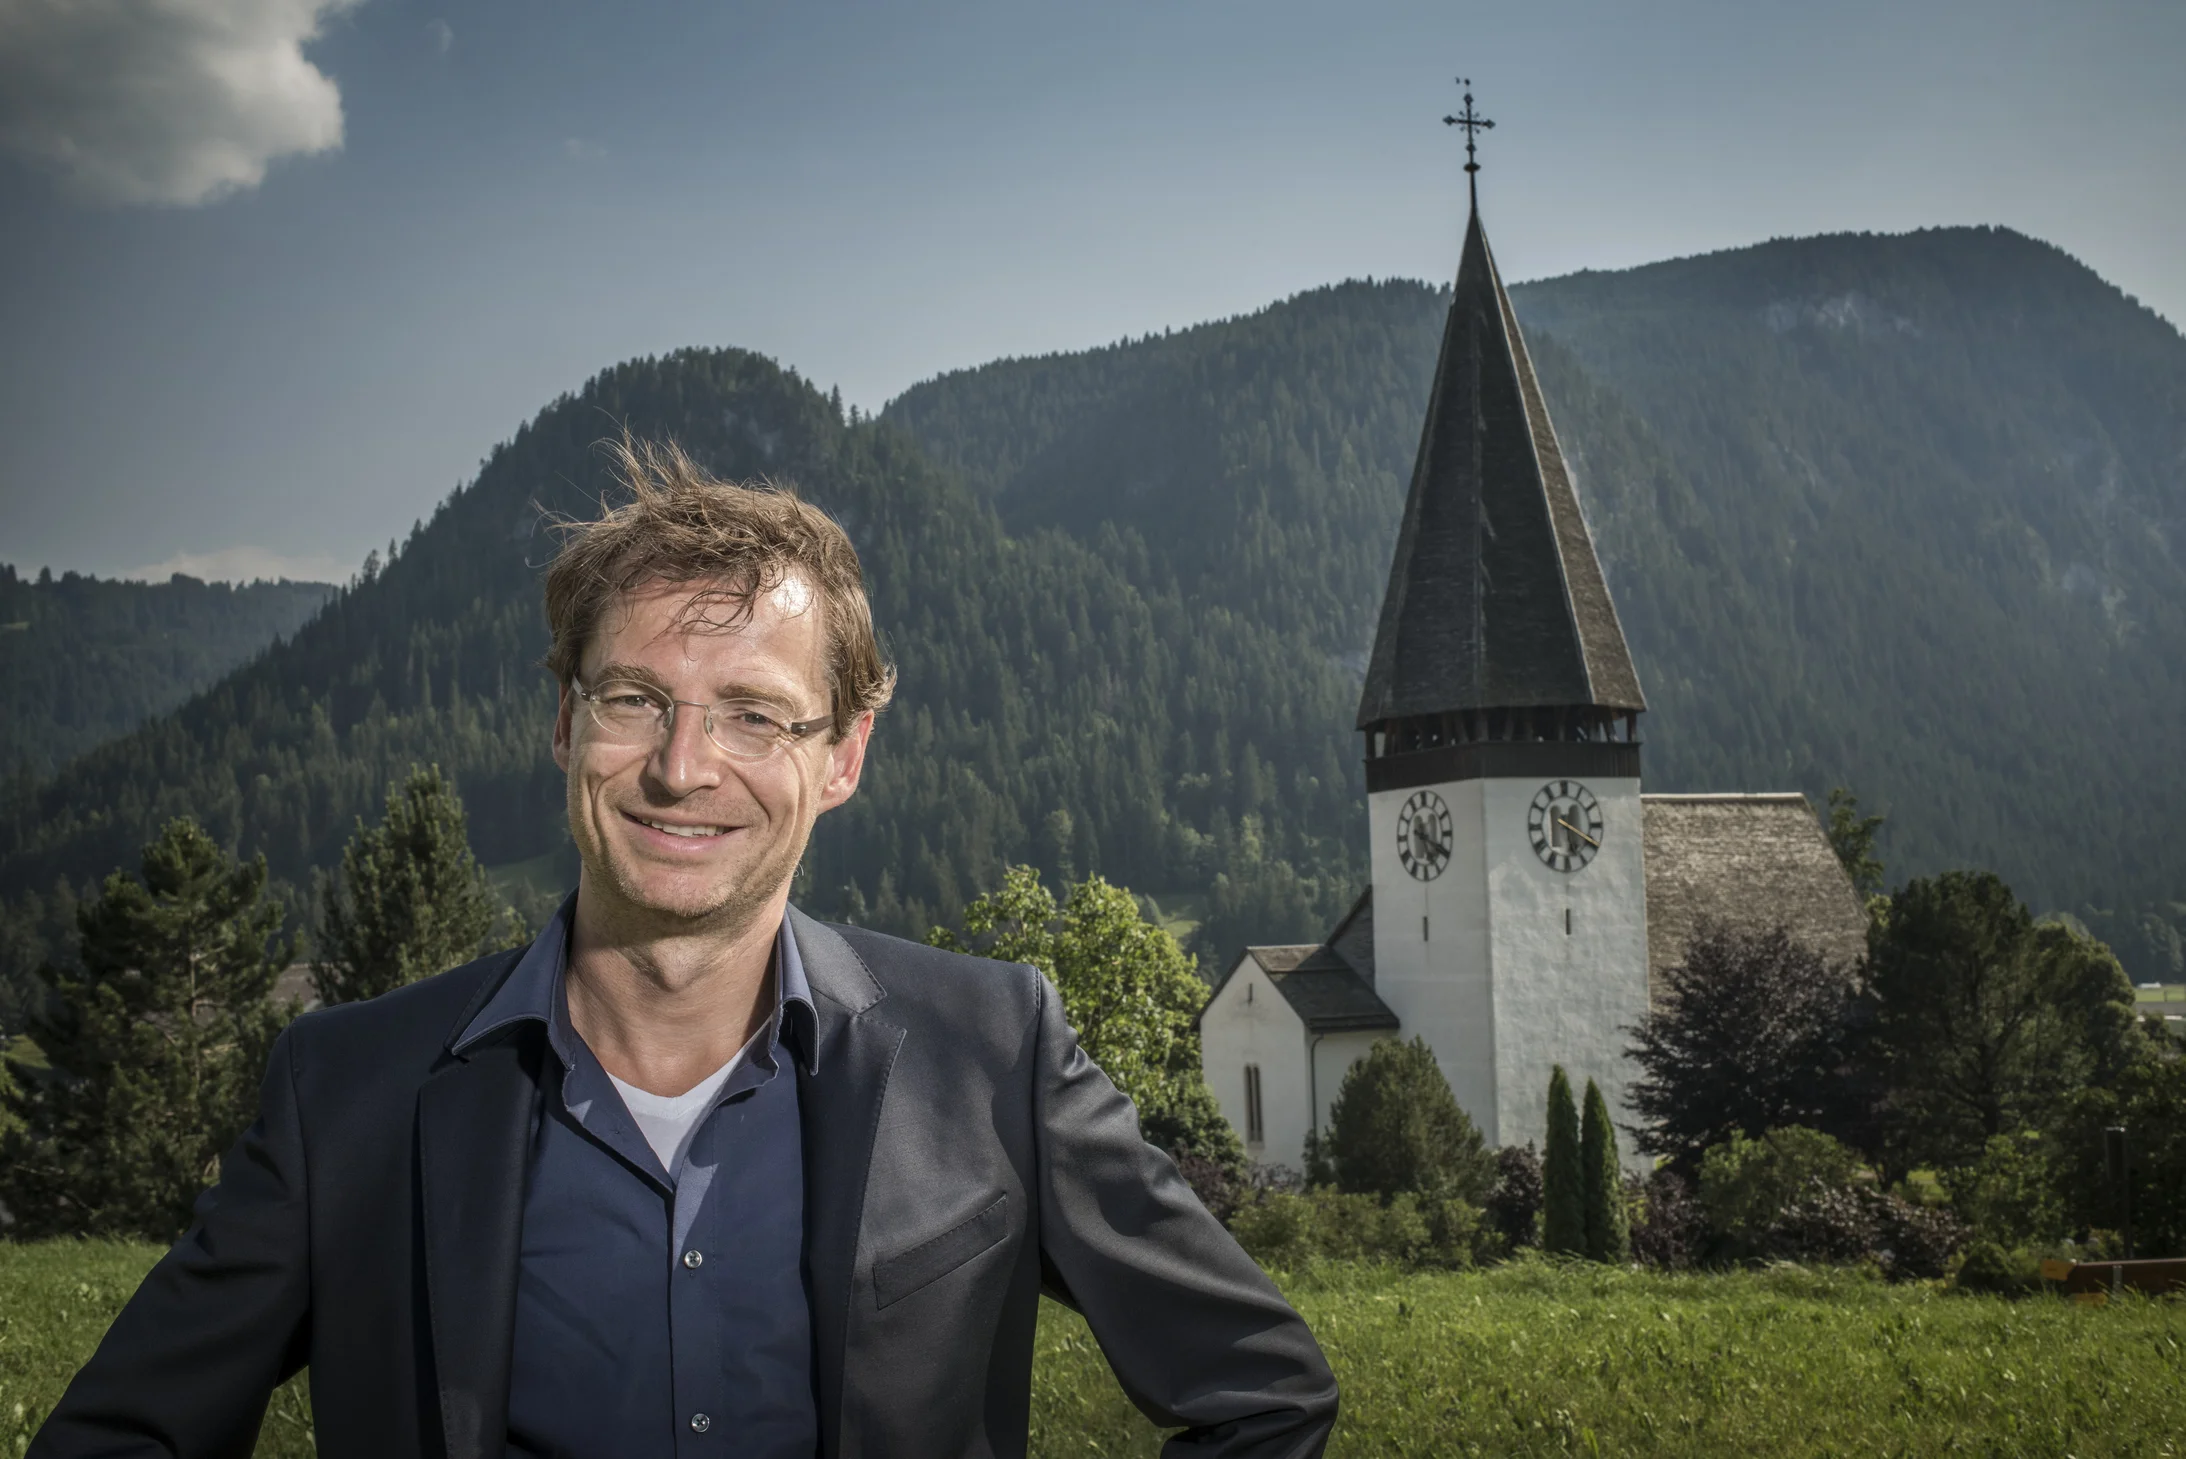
[{"left": 34, "top": 440, "right": 1338, "bottom": 1458}]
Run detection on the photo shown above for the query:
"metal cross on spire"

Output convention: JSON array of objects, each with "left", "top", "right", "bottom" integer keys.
[{"left": 1443, "top": 78, "right": 1494, "bottom": 210}]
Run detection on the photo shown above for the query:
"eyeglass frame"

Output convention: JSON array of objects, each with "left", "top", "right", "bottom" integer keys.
[{"left": 569, "top": 674, "right": 833, "bottom": 761}]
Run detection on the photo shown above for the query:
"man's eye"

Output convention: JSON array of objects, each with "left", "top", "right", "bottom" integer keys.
[
  {"left": 605, "top": 693, "right": 660, "bottom": 711},
  {"left": 733, "top": 709, "right": 782, "bottom": 731}
]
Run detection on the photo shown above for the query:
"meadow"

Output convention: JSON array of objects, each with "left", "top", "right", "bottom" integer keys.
[{"left": 4, "top": 1242, "right": 2180, "bottom": 1457}]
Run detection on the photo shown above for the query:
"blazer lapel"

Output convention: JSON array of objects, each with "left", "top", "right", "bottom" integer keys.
[
  {"left": 418, "top": 1028, "right": 540, "bottom": 1459},
  {"left": 790, "top": 908, "right": 906, "bottom": 1459}
]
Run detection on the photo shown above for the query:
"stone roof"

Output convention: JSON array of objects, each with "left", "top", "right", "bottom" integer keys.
[
  {"left": 1199, "top": 900, "right": 1399, "bottom": 1034},
  {"left": 1642, "top": 793, "right": 1869, "bottom": 995},
  {"left": 1358, "top": 204, "right": 1644, "bottom": 728}
]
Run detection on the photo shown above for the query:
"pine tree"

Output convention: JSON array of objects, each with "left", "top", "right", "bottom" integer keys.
[
  {"left": 1542, "top": 1064, "right": 1586, "bottom": 1256},
  {"left": 1324, "top": 1036, "right": 1495, "bottom": 1204},
  {"left": 1582, "top": 1078, "right": 1631, "bottom": 1263},
  {"left": 0, "top": 818, "right": 291, "bottom": 1239},
  {"left": 313, "top": 765, "right": 506, "bottom": 1005}
]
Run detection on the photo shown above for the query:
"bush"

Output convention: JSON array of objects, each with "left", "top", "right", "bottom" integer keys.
[
  {"left": 1699, "top": 1127, "right": 1864, "bottom": 1256},
  {"left": 1543, "top": 1066, "right": 1585, "bottom": 1256},
  {"left": 1226, "top": 1187, "right": 1484, "bottom": 1270},
  {"left": 1582, "top": 1079, "right": 1630, "bottom": 1263},
  {"left": 1942, "top": 1130, "right": 2067, "bottom": 1249},
  {"left": 1629, "top": 1168, "right": 1706, "bottom": 1270},
  {"left": 1486, "top": 1144, "right": 1543, "bottom": 1251},
  {"left": 1763, "top": 1179, "right": 1969, "bottom": 1280},
  {"left": 1324, "top": 1037, "right": 1494, "bottom": 1205},
  {"left": 1954, "top": 1239, "right": 2042, "bottom": 1295}
]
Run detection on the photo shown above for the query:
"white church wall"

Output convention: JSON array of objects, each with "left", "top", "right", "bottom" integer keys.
[
  {"left": 1367, "top": 779, "right": 1497, "bottom": 1137},
  {"left": 1483, "top": 774, "right": 1649, "bottom": 1171},
  {"left": 1309, "top": 1030, "right": 1384, "bottom": 1157},
  {"left": 1197, "top": 956, "right": 1311, "bottom": 1169},
  {"left": 1366, "top": 771, "right": 1650, "bottom": 1168}
]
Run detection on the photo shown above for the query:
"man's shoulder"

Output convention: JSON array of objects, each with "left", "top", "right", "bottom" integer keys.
[
  {"left": 283, "top": 950, "right": 523, "bottom": 1078},
  {"left": 808, "top": 917, "right": 1046, "bottom": 1020}
]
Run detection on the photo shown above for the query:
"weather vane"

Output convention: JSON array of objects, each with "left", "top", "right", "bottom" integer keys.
[{"left": 1443, "top": 78, "right": 1494, "bottom": 209}]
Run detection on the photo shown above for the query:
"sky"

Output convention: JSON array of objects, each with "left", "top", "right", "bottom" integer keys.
[{"left": 1, "top": 0, "right": 2180, "bottom": 585}]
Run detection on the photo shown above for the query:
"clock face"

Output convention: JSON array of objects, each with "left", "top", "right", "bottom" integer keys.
[
  {"left": 1528, "top": 781, "right": 1603, "bottom": 873},
  {"left": 1396, "top": 789, "right": 1453, "bottom": 881}
]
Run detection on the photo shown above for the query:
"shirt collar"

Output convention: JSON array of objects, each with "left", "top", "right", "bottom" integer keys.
[{"left": 454, "top": 891, "right": 818, "bottom": 1074}]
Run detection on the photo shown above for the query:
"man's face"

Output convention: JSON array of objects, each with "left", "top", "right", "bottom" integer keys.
[{"left": 552, "top": 572, "right": 870, "bottom": 933}]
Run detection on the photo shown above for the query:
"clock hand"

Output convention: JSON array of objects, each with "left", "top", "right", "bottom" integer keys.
[{"left": 1555, "top": 817, "right": 1600, "bottom": 849}]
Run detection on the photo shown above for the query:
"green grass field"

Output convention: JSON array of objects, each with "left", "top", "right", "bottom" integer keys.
[{"left": 4, "top": 1243, "right": 2181, "bottom": 1456}]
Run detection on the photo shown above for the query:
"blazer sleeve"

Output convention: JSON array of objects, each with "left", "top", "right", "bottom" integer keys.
[
  {"left": 31, "top": 1026, "right": 313, "bottom": 1459},
  {"left": 1028, "top": 969, "right": 1338, "bottom": 1459}
]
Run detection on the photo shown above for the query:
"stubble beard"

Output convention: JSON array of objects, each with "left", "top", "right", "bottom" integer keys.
[{"left": 572, "top": 780, "right": 815, "bottom": 942}]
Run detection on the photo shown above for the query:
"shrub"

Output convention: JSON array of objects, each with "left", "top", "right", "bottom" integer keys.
[
  {"left": 1226, "top": 1187, "right": 1485, "bottom": 1270},
  {"left": 1625, "top": 920, "right": 1865, "bottom": 1168},
  {"left": 1543, "top": 1066, "right": 1586, "bottom": 1256},
  {"left": 1699, "top": 1127, "right": 1863, "bottom": 1256},
  {"left": 1582, "top": 1079, "right": 1630, "bottom": 1263},
  {"left": 1486, "top": 1143, "right": 1543, "bottom": 1250},
  {"left": 1942, "top": 1130, "right": 2067, "bottom": 1249},
  {"left": 1954, "top": 1239, "right": 2042, "bottom": 1295},
  {"left": 1324, "top": 1037, "right": 1494, "bottom": 1204},
  {"left": 1763, "top": 1179, "right": 1969, "bottom": 1280},
  {"left": 1629, "top": 1168, "right": 1706, "bottom": 1270}
]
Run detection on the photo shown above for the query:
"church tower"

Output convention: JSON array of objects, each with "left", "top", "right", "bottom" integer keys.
[{"left": 1357, "top": 111, "right": 1650, "bottom": 1155}]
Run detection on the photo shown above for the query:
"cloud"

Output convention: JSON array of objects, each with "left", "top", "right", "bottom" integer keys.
[
  {"left": 0, "top": 0, "right": 363, "bottom": 206},
  {"left": 121, "top": 544, "right": 346, "bottom": 584},
  {"left": 425, "top": 16, "right": 450, "bottom": 56},
  {"left": 562, "top": 137, "right": 606, "bottom": 161}
]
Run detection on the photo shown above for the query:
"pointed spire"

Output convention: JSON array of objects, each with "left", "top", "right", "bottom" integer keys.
[{"left": 1357, "top": 204, "right": 1645, "bottom": 731}]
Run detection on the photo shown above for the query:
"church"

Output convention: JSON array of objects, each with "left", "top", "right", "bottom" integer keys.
[{"left": 1195, "top": 151, "right": 1867, "bottom": 1173}]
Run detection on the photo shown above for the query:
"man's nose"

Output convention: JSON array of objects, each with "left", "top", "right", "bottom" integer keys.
[{"left": 652, "top": 704, "right": 726, "bottom": 795}]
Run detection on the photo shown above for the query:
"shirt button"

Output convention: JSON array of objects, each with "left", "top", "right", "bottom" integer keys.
[
  {"left": 682, "top": 1249, "right": 704, "bottom": 1269},
  {"left": 690, "top": 1413, "right": 711, "bottom": 1434}
]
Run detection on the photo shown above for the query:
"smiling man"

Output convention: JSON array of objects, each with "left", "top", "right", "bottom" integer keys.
[{"left": 32, "top": 440, "right": 1337, "bottom": 1459}]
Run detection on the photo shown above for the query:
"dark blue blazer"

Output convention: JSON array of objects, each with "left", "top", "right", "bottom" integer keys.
[{"left": 31, "top": 909, "right": 1337, "bottom": 1458}]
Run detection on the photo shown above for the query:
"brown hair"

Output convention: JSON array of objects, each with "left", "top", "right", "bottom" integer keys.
[{"left": 543, "top": 436, "right": 895, "bottom": 736}]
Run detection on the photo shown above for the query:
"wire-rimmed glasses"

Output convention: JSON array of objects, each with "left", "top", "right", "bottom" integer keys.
[{"left": 572, "top": 677, "right": 829, "bottom": 761}]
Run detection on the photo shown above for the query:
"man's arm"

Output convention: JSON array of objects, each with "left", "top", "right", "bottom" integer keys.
[
  {"left": 31, "top": 1027, "right": 313, "bottom": 1459},
  {"left": 1028, "top": 971, "right": 1338, "bottom": 1459}
]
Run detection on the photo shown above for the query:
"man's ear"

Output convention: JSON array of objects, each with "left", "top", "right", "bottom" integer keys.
[
  {"left": 552, "top": 682, "right": 576, "bottom": 772},
  {"left": 817, "top": 712, "right": 874, "bottom": 813}
]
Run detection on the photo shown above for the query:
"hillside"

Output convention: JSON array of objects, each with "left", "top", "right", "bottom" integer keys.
[
  {"left": 889, "top": 226, "right": 2186, "bottom": 977},
  {"left": 0, "top": 351, "right": 1365, "bottom": 1011},
  {"left": 2, "top": 223, "right": 2180, "bottom": 1007},
  {"left": 0, "top": 568, "right": 334, "bottom": 783}
]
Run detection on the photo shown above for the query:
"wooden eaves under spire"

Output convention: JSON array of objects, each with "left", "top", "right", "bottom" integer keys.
[{"left": 1356, "top": 197, "right": 1646, "bottom": 794}]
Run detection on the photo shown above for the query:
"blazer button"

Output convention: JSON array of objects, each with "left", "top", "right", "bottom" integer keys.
[
  {"left": 690, "top": 1413, "right": 711, "bottom": 1434},
  {"left": 683, "top": 1248, "right": 704, "bottom": 1269}
]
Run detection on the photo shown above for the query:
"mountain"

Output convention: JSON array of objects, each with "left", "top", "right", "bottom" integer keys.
[
  {"left": 887, "top": 224, "right": 2186, "bottom": 976},
  {"left": 2, "top": 224, "right": 2181, "bottom": 1012},
  {"left": 0, "top": 567, "right": 335, "bottom": 781}
]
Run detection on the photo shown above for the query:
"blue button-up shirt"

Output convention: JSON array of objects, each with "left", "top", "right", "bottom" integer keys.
[{"left": 455, "top": 897, "right": 820, "bottom": 1458}]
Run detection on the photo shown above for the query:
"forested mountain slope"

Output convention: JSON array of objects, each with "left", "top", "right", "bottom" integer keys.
[
  {"left": 888, "top": 227, "right": 2186, "bottom": 977},
  {"left": 0, "top": 569, "right": 333, "bottom": 782},
  {"left": 0, "top": 351, "right": 1366, "bottom": 1008},
  {"left": 3, "top": 225, "right": 2179, "bottom": 1009}
]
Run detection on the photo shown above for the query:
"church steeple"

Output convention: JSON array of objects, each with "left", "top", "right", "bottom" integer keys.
[{"left": 1356, "top": 189, "right": 1645, "bottom": 758}]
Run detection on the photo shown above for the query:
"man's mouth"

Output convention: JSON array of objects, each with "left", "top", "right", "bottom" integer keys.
[{"left": 627, "top": 813, "right": 732, "bottom": 839}]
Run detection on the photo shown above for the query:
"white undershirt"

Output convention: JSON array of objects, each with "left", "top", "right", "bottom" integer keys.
[{"left": 607, "top": 1037, "right": 754, "bottom": 1174}]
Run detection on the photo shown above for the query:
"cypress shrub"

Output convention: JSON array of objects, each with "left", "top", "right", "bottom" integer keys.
[
  {"left": 1583, "top": 1078, "right": 1631, "bottom": 1263},
  {"left": 1542, "top": 1065, "right": 1586, "bottom": 1256}
]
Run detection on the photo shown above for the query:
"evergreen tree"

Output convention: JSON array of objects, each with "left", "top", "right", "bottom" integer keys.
[
  {"left": 1542, "top": 1064, "right": 1586, "bottom": 1256},
  {"left": 1824, "top": 788, "right": 1887, "bottom": 902},
  {"left": 0, "top": 819, "right": 291, "bottom": 1239},
  {"left": 1582, "top": 1078, "right": 1631, "bottom": 1263},
  {"left": 1323, "top": 1037, "right": 1495, "bottom": 1204},
  {"left": 314, "top": 765, "right": 507, "bottom": 1005}
]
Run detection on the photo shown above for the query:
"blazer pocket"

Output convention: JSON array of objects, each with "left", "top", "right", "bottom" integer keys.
[{"left": 872, "top": 1192, "right": 1011, "bottom": 1310}]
